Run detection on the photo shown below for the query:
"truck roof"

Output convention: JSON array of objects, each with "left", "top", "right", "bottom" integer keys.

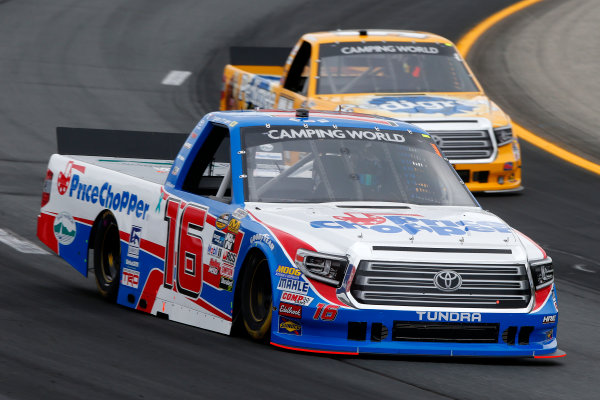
[
  {"left": 299, "top": 29, "right": 453, "bottom": 45},
  {"left": 203, "top": 109, "right": 427, "bottom": 132}
]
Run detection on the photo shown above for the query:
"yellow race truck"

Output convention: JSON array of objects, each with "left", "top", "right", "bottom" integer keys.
[{"left": 221, "top": 30, "right": 522, "bottom": 193}]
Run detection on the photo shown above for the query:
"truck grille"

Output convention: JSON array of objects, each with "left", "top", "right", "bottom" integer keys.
[
  {"left": 350, "top": 261, "right": 531, "bottom": 309},
  {"left": 428, "top": 130, "right": 493, "bottom": 161}
]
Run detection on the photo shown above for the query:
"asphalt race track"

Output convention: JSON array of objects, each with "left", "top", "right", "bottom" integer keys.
[{"left": 1, "top": 1, "right": 598, "bottom": 399}]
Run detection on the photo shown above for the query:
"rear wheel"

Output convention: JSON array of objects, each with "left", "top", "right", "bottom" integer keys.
[
  {"left": 93, "top": 212, "right": 121, "bottom": 302},
  {"left": 241, "top": 255, "right": 272, "bottom": 341}
]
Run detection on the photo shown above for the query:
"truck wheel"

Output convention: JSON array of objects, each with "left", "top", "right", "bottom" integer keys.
[
  {"left": 241, "top": 255, "right": 272, "bottom": 341},
  {"left": 93, "top": 213, "right": 121, "bottom": 302}
]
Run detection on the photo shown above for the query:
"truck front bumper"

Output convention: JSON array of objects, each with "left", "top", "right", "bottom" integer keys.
[
  {"left": 271, "top": 286, "right": 561, "bottom": 358},
  {"left": 454, "top": 141, "right": 522, "bottom": 193}
]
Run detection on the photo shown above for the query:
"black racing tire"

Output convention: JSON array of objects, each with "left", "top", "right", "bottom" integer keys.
[
  {"left": 240, "top": 254, "right": 272, "bottom": 341},
  {"left": 93, "top": 212, "right": 121, "bottom": 302}
]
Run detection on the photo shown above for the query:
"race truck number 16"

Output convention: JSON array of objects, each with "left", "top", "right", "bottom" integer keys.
[{"left": 163, "top": 198, "right": 208, "bottom": 298}]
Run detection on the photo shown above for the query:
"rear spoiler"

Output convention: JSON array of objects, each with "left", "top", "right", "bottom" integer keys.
[
  {"left": 56, "top": 127, "right": 188, "bottom": 159},
  {"left": 229, "top": 46, "right": 291, "bottom": 66}
]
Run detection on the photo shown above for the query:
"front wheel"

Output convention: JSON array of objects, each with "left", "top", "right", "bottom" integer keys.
[
  {"left": 241, "top": 255, "right": 272, "bottom": 341},
  {"left": 92, "top": 212, "right": 121, "bottom": 302}
]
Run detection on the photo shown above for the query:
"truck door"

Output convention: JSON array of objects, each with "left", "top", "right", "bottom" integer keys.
[{"left": 160, "top": 122, "right": 241, "bottom": 328}]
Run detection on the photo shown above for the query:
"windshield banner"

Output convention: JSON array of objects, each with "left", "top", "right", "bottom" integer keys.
[
  {"left": 319, "top": 42, "right": 456, "bottom": 58},
  {"left": 242, "top": 125, "right": 431, "bottom": 148}
]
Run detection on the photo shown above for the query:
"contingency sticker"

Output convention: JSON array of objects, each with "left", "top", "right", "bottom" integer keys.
[
  {"left": 127, "top": 226, "right": 142, "bottom": 258},
  {"left": 280, "top": 291, "right": 314, "bottom": 306},
  {"left": 53, "top": 212, "right": 76, "bottom": 245},
  {"left": 278, "top": 316, "right": 302, "bottom": 336}
]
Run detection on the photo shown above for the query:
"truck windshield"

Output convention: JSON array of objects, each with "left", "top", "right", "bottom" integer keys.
[
  {"left": 317, "top": 42, "right": 478, "bottom": 94},
  {"left": 241, "top": 125, "right": 476, "bottom": 206}
]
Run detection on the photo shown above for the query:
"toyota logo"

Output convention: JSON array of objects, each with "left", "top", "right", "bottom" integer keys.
[{"left": 433, "top": 270, "right": 462, "bottom": 291}]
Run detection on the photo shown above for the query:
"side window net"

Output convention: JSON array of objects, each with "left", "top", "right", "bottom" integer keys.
[{"left": 182, "top": 123, "right": 231, "bottom": 202}]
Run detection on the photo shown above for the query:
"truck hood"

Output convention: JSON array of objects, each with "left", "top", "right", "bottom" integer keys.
[
  {"left": 315, "top": 93, "right": 495, "bottom": 120},
  {"left": 247, "top": 202, "right": 527, "bottom": 263}
]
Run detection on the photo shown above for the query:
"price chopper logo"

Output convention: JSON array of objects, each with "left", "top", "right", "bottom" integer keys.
[{"left": 57, "top": 161, "right": 86, "bottom": 195}]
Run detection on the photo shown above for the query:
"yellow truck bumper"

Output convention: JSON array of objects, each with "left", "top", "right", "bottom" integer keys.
[{"left": 454, "top": 141, "right": 522, "bottom": 193}]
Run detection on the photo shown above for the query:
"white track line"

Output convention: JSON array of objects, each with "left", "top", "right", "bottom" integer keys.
[
  {"left": 161, "top": 70, "right": 192, "bottom": 86},
  {"left": 573, "top": 264, "right": 596, "bottom": 273},
  {"left": 0, "top": 228, "right": 49, "bottom": 254}
]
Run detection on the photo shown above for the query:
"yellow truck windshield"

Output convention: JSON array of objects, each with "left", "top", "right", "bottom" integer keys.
[{"left": 317, "top": 42, "right": 478, "bottom": 94}]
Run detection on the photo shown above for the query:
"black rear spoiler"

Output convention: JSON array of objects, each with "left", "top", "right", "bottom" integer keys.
[
  {"left": 56, "top": 127, "right": 188, "bottom": 160},
  {"left": 229, "top": 46, "right": 291, "bottom": 66}
]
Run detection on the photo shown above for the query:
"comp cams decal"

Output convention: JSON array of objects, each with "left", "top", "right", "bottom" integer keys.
[{"left": 280, "top": 291, "right": 313, "bottom": 306}]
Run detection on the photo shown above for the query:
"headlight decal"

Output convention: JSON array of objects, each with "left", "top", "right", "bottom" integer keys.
[
  {"left": 494, "top": 125, "right": 513, "bottom": 146},
  {"left": 530, "top": 258, "right": 555, "bottom": 312},
  {"left": 295, "top": 249, "right": 348, "bottom": 287},
  {"left": 531, "top": 258, "right": 554, "bottom": 290}
]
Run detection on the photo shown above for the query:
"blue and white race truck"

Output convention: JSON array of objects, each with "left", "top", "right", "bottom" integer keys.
[{"left": 37, "top": 109, "right": 563, "bottom": 357}]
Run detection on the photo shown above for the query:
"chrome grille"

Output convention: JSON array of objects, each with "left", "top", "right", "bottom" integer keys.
[
  {"left": 428, "top": 130, "right": 493, "bottom": 161},
  {"left": 350, "top": 261, "right": 531, "bottom": 309}
]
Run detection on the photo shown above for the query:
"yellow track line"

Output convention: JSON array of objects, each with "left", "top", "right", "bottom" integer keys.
[
  {"left": 456, "top": 0, "right": 543, "bottom": 59},
  {"left": 457, "top": 0, "right": 600, "bottom": 176}
]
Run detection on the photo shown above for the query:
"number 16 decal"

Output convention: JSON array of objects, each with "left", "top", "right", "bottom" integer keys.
[{"left": 164, "top": 198, "right": 207, "bottom": 299}]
